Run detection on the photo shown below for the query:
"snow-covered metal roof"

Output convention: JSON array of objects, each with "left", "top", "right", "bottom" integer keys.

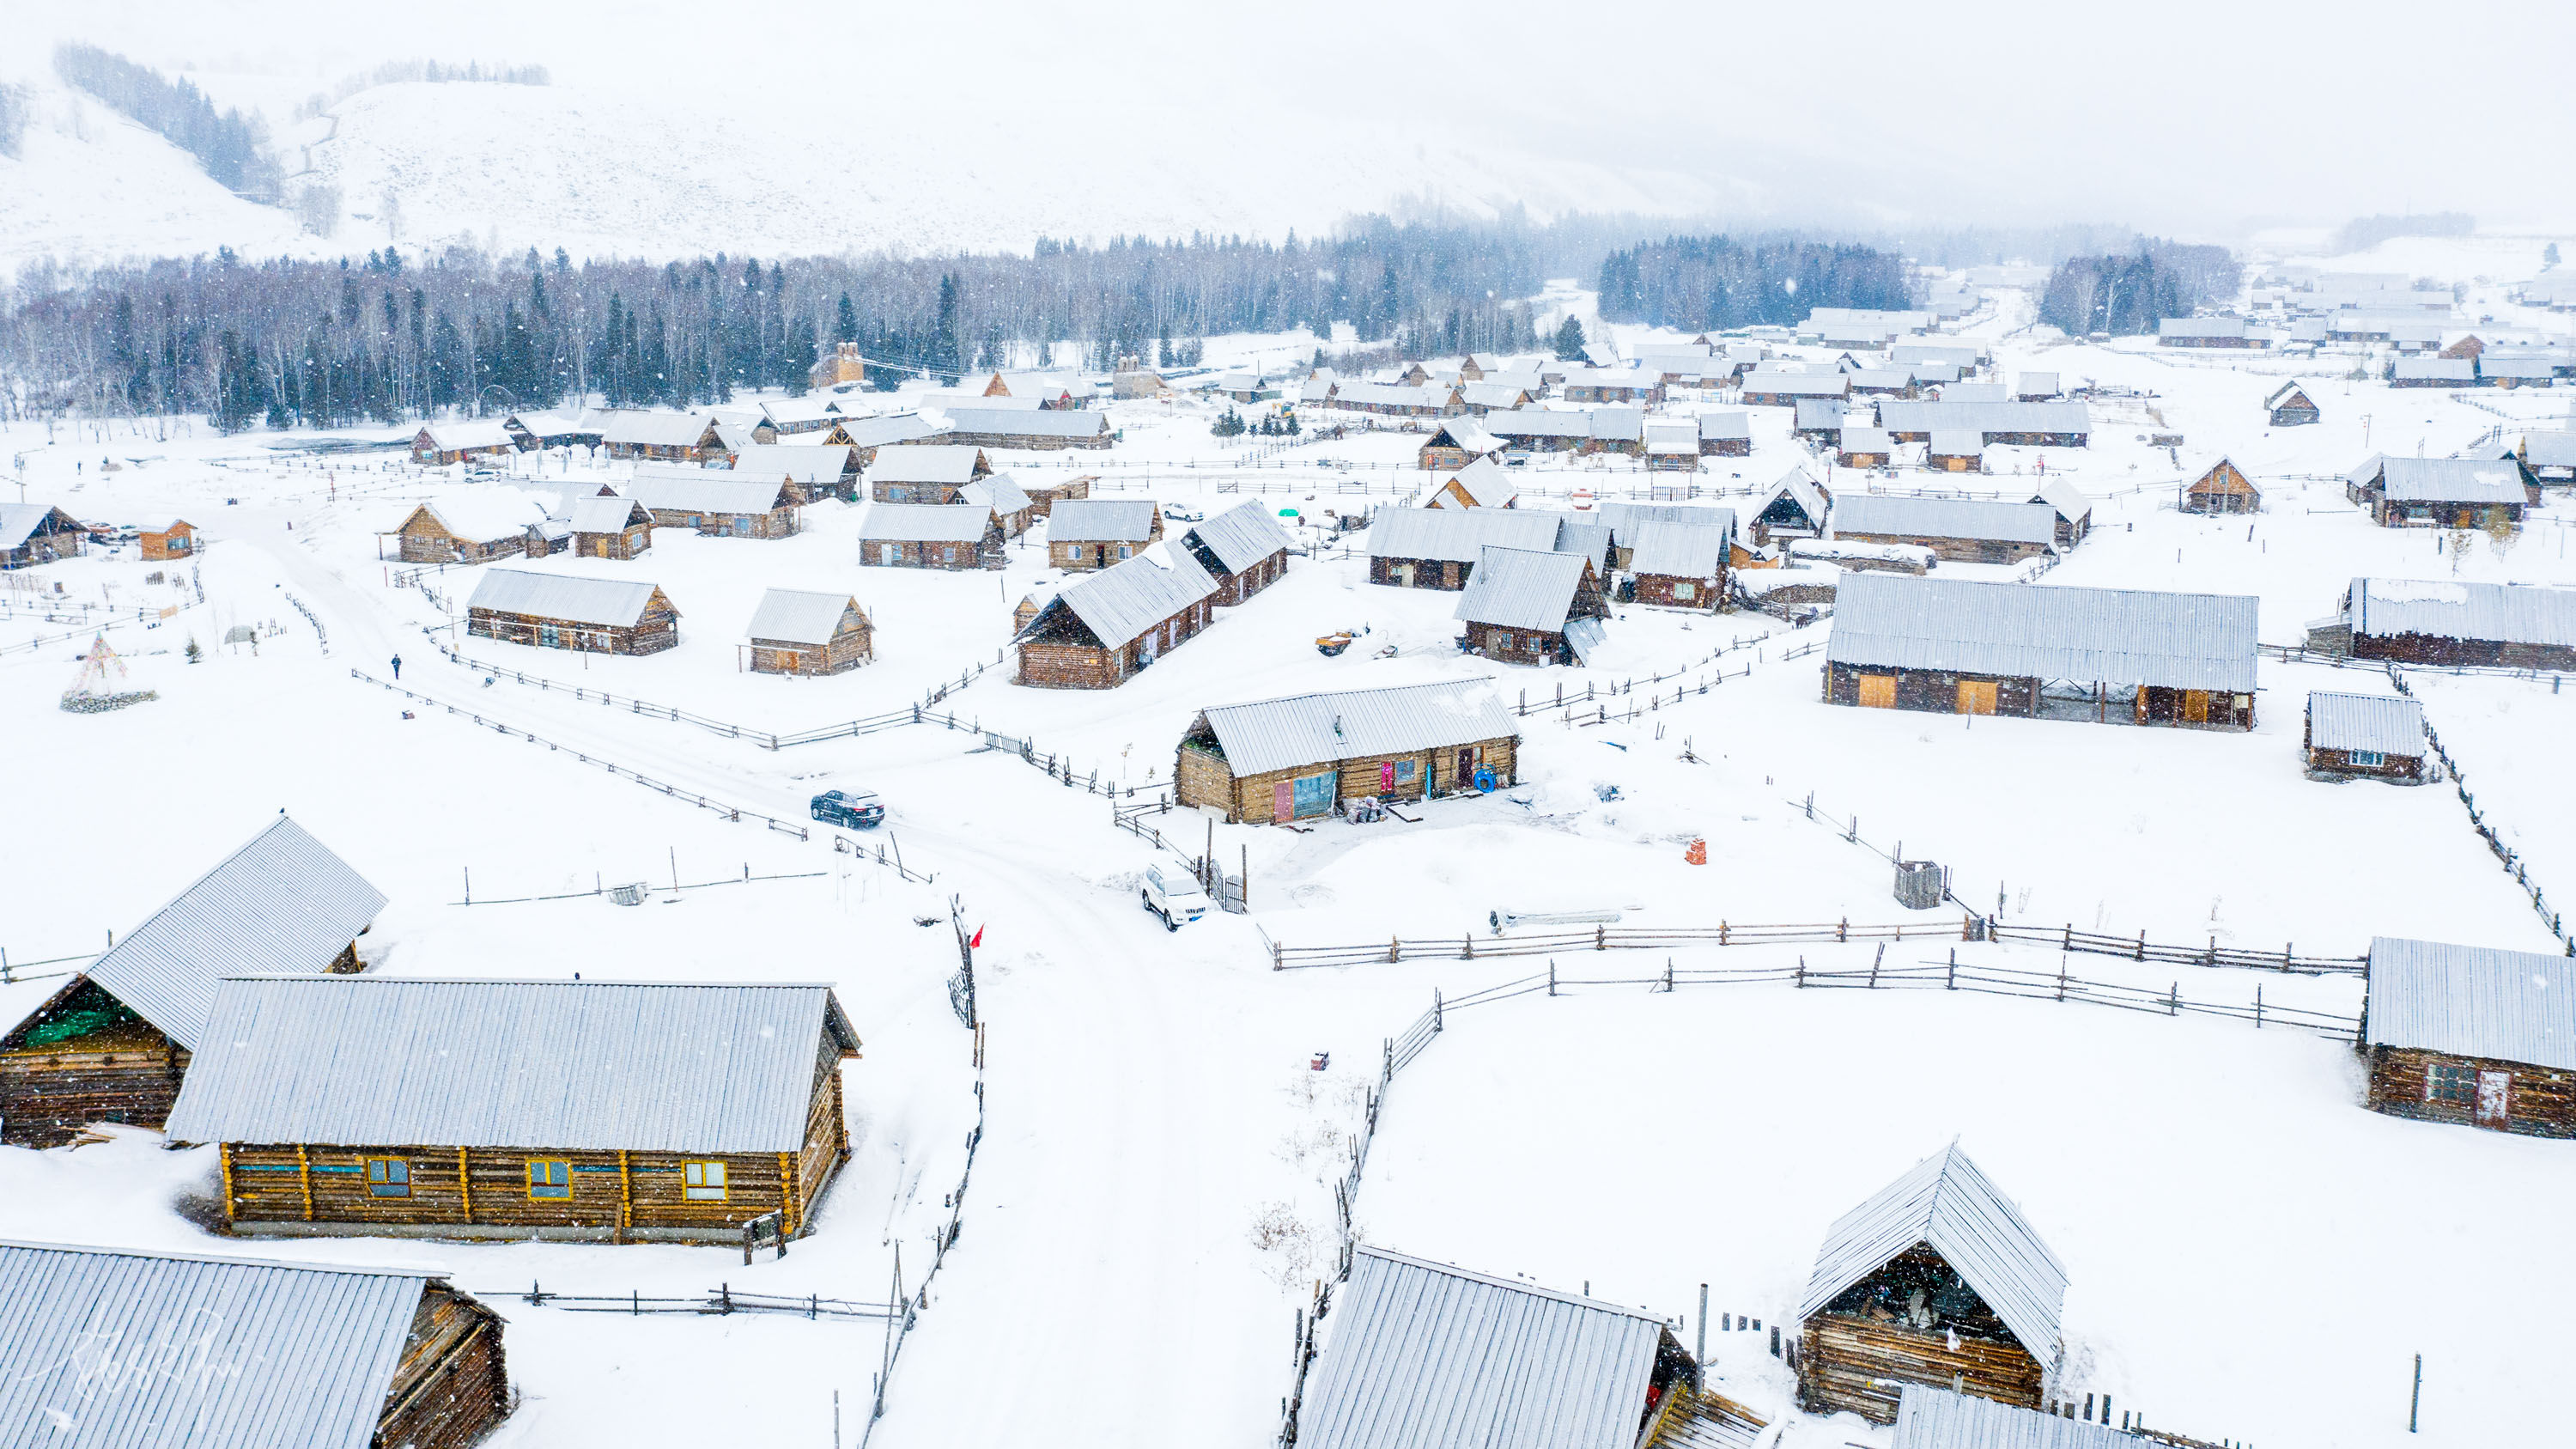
[
  {"left": 2392, "top": 357, "right": 2476, "bottom": 382},
  {"left": 1928, "top": 429, "right": 1985, "bottom": 457},
  {"left": 1460, "top": 382, "right": 1531, "bottom": 409},
  {"left": 1552, "top": 519, "right": 1612, "bottom": 575},
  {"left": 1698, "top": 411, "right": 1751, "bottom": 441},
  {"left": 1762, "top": 466, "right": 1831, "bottom": 524},
  {"left": 164, "top": 977, "right": 859, "bottom": 1152},
  {"left": 1437, "top": 458, "right": 1516, "bottom": 508},
  {"left": 1595, "top": 501, "right": 1731, "bottom": 545},
  {"left": 2016, "top": 372, "right": 2061, "bottom": 397},
  {"left": 601, "top": 411, "right": 718, "bottom": 447},
  {"left": 1796, "top": 1143, "right": 2067, "bottom": 1362},
  {"left": 1834, "top": 496, "right": 2055, "bottom": 545},
  {"left": 1368, "top": 507, "right": 1560, "bottom": 564},
  {"left": 868, "top": 445, "right": 987, "bottom": 484},
  {"left": 1586, "top": 407, "right": 1644, "bottom": 442},
  {"left": 2524, "top": 431, "right": 2576, "bottom": 468},
  {"left": 465, "top": 569, "right": 669, "bottom": 627},
  {"left": 1742, "top": 371, "right": 1850, "bottom": 396},
  {"left": 939, "top": 407, "right": 1110, "bottom": 440},
  {"left": 406, "top": 493, "right": 550, "bottom": 542},
  {"left": 1878, "top": 402, "right": 2093, "bottom": 437},
  {"left": 1195, "top": 679, "right": 1516, "bottom": 775},
  {"left": 2362, "top": 456, "right": 2527, "bottom": 503},
  {"left": 1047, "top": 545, "right": 1218, "bottom": 646},
  {"left": 2028, "top": 482, "right": 2093, "bottom": 527},
  {"left": 858, "top": 503, "right": 992, "bottom": 543},
  {"left": 2349, "top": 578, "right": 2576, "bottom": 646},
  {"left": 1643, "top": 421, "right": 1699, "bottom": 456},
  {"left": 2366, "top": 937, "right": 2576, "bottom": 1069},
  {"left": 1048, "top": 498, "right": 1160, "bottom": 543},
  {"left": 0, "top": 502, "right": 82, "bottom": 551},
  {"left": 1827, "top": 575, "right": 2258, "bottom": 691},
  {"left": 1892, "top": 344, "right": 1985, "bottom": 367},
  {"left": 1427, "top": 418, "right": 1502, "bottom": 454},
  {"left": 1892, "top": 1385, "right": 2131, "bottom": 1449},
  {"left": 1485, "top": 411, "right": 1591, "bottom": 440},
  {"left": 417, "top": 419, "right": 515, "bottom": 452},
  {"left": 1840, "top": 427, "right": 1894, "bottom": 453},
  {"left": 745, "top": 588, "right": 864, "bottom": 645},
  {"left": 1796, "top": 399, "right": 1852, "bottom": 433},
  {"left": 2158, "top": 317, "right": 2248, "bottom": 338},
  {"left": 1296, "top": 1245, "right": 1665, "bottom": 1449},
  {"left": 959, "top": 473, "right": 1033, "bottom": 515},
  {"left": 624, "top": 469, "right": 795, "bottom": 515},
  {"left": 1331, "top": 382, "right": 1458, "bottom": 411},
  {"left": 564, "top": 495, "right": 650, "bottom": 534},
  {"left": 834, "top": 412, "right": 946, "bottom": 449},
  {"left": 1184, "top": 501, "right": 1294, "bottom": 573},
  {"left": 0, "top": 1240, "right": 443, "bottom": 1449},
  {"left": 1626, "top": 521, "right": 1732, "bottom": 580},
  {"left": 74, "top": 817, "right": 384, "bottom": 1052},
  {"left": 1455, "top": 546, "right": 1589, "bottom": 631},
  {"left": 2306, "top": 691, "right": 2425, "bottom": 756},
  {"left": 727, "top": 442, "right": 854, "bottom": 486}
]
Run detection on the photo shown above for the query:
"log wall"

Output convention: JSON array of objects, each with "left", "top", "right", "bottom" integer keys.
[
  {"left": 467, "top": 607, "right": 677, "bottom": 656},
  {"left": 1798, "top": 1313, "right": 2044, "bottom": 1423},
  {"left": 2366, "top": 1045, "right": 2576, "bottom": 1137},
  {"left": 1832, "top": 529, "right": 2049, "bottom": 565},
  {"left": 377, "top": 1282, "right": 511, "bottom": 1449},
  {"left": 0, "top": 1014, "right": 190, "bottom": 1148},
  {"left": 1176, "top": 737, "right": 1518, "bottom": 824},
  {"left": 1464, "top": 619, "right": 1567, "bottom": 667}
]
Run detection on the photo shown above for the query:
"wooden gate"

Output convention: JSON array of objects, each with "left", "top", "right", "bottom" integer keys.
[
  {"left": 1858, "top": 674, "right": 1897, "bottom": 709},
  {"left": 2476, "top": 1070, "right": 2512, "bottom": 1129},
  {"left": 2183, "top": 689, "right": 2210, "bottom": 723},
  {"left": 1956, "top": 679, "right": 1996, "bottom": 715},
  {"left": 1273, "top": 780, "right": 1295, "bottom": 822}
]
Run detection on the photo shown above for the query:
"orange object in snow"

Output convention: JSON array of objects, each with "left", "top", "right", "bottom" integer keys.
[{"left": 1684, "top": 838, "right": 1707, "bottom": 865}]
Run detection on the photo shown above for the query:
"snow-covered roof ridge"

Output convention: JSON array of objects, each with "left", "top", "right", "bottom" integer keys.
[
  {"left": 745, "top": 588, "right": 863, "bottom": 645},
  {"left": 1195, "top": 679, "right": 1517, "bottom": 776},
  {"left": 2366, "top": 938, "right": 2576, "bottom": 1070},
  {"left": 1796, "top": 1142, "right": 2068, "bottom": 1364}
]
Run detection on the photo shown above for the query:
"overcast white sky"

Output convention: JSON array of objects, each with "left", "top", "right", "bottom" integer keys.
[{"left": 15, "top": 0, "right": 2576, "bottom": 240}]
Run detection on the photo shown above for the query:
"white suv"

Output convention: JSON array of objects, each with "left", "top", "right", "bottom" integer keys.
[{"left": 1141, "top": 865, "right": 1211, "bottom": 930}]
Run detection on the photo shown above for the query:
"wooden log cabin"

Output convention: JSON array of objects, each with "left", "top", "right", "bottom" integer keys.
[
  {"left": 1293, "top": 1245, "right": 1715, "bottom": 1449},
  {"left": 2344, "top": 455, "right": 2530, "bottom": 528},
  {"left": 745, "top": 588, "right": 872, "bottom": 675},
  {"left": 1454, "top": 545, "right": 1608, "bottom": 667},
  {"left": 2180, "top": 457, "right": 2261, "bottom": 514},
  {"left": 139, "top": 518, "right": 197, "bottom": 561},
  {"left": 1877, "top": 401, "right": 2092, "bottom": 447},
  {"left": 2304, "top": 690, "right": 2427, "bottom": 782},
  {"left": 1825, "top": 574, "right": 2258, "bottom": 729},
  {"left": 860, "top": 504, "right": 1005, "bottom": 569},
  {"left": 164, "top": 977, "right": 863, "bottom": 1244},
  {"left": 465, "top": 569, "right": 680, "bottom": 654},
  {"left": 2028, "top": 483, "right": 2093, "bottom": 549},
  {"left": 1838, "top": 427, "right": 1894, "bottom": 469},
  {"left": 2330, "top": 576, "right": 2576, "bottom": 669},
  {"left": 1643, "top": 420, "right": 1701, "bottom": 472},
  {"left": 869, "top": 444, "right": 993, "bottom": 503},
  {"left": 0, "top": 502, "right": 87, "bottom": 569},
  {"left": 2361, "top": 937, "right": 2576, "bottom": 1138},
  {"left": 1424, "top": 456, "right": 1516, "bottom": 509},
  {"left": 1176, "top": 679, "right": 1520, "bottom": 824},
  {"left": 1367, "top": 507, "right": 1561, "bottom": 589},
  {"left": 2264, "top": 380, "right": 2321, "bottom": 426},
  {"left": 1624, "top": 520, "right": 1735, "bottom": 611},
  {"left": 1419, "top": 417, "right": 1504, "bottom": 471},
  {"left": 1796, "top": 1144, "right": 2067, "bottom": 1424},
  {"left": 386, "top": 497, "right": 549, "bottom": 564},
  {"left": 0, "top": 816, "right": 384, "bottom": 1148},
  {"left": 1698, "top": 411, "right": 1752, "bottom": 455},
  {"left": 624, "top": 467, "right": 803, "bottom": 539},
  {"left": 1751, "top": 466, "right": 1832, "bottom": 541},
  {"left": 1738, "top": 370, "right": 1850, "bottom": 407},
  {"left": 820, "top": 410, "right": 944, "bottom": 462},
  {"left": 2519, "top": 430, "right": 2576, "bottom": 485},
  {"left": 0, "top": 1241, "right": 511, "bottom": 1449},
  {"left": 1830, "top": 496, "right": 2058, "bottom": 564},
  {"left": 409, "top": 420, "right": 517, "bottom": 466},
  {"left": 1020, "top": 472, "right": 1094, "bottom": 518},
  {"left": 562, "top": 494, "right": 654, "bottom": 558},
  {"left": 601, "top": 410, "right": 726, "bottom": 463},
  {"left": 1179, "top": 500, "right": 1296, "bottom": 606},
  {"left": 1044, "top": 497, "right": 1162, "bottom": 569},
  {"left": 1013, "top": 547, "right": 1218, "bottom": 689},
  {"left": 939, "top": 406, "right": 1114, "bottom": 451},
  {"left": 728, "top": 441, "right": 862, "bottom": 502},
  {"left": 959, "top": 473, "right": 1036, "bottom": 539}
]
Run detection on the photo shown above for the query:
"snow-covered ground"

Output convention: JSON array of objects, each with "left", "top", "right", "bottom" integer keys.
[{"left": 3, "top": 303, "right": 2573, "bottom": 1447}]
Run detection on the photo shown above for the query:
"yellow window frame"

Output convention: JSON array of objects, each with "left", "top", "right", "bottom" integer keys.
[
  {"left": 527, "top": 1159, "right": 572, "bottom": 1200},
  {"left": 365, "top": 1158, "right": 410, "bottom": 1197},
  {"left": 683, "top": 1160, "right": 729, "bottom": 1202}
]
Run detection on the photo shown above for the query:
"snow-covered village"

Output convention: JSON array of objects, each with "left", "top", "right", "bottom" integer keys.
[{"left": 2, "top": 8, "right": 2574, "bottom": 1448}]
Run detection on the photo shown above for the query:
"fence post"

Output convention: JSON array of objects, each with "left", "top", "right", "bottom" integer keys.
[
  {"left": 1595, "top": 923, "right": 1606, "bottom": 952},
  {"left": 2136, "top": 930, "right": 2146, "bottom": 961},
  {"left": 1388, "top": 936, "right": 1401, "bottom": 965},
  {"left": 2063, "top": 922, "right": 2071, "bottom": 952},
  {"left": 1433, "top": 987, "right": 1443, "bottom": 1033},
  {"left": 2255, "top": 984, "right": 2263, "bottom": 1029},
  {"left": 1947, "top": 950, "right": 1956, "bottom": 989},
  {"left": 2168, "top": 983, "right": 2179, "bottom": 1016},
  {"left": 1837, "top": 916, "right": 1848, "bottom": 943},
  {"left": 1546, "top": 961, "right": 1556, "bottom": 996},
  {"left": 2207, "top": 936, "right": 2217, "bottom": 966},
  {"left": 1795, "top": 957, "right": 1806, "bottom": 989}
]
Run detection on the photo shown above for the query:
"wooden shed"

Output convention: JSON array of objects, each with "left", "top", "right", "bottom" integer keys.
[
  {"left": 869, "top": 444, "right": 993, "bottom": 503},
  {"left": 465, "top": 569, "right": 679, "bottom": 654},
  {"left": 1176, "top": 680, "right": 1519, "bottom": 824},
  {"left": 728, "top": 441, "right": 861, "bottom": 502},
  {"left": 2344, "top": 454, "right": 2529, "bottom": 528},
  {"left": 2181, "top": 457, "right": 2261, "bottom": 514},
  {"left": 1698, "top": 411, "right": 1752, "bottom": 456},
  {"left": 135, "top": 518, "right": 197, "bottom": 561},
  {"left": 1751, "top": 467, "right": 1832, "bottom": 541},
  {"left": 1838, "top": 428, "right": 1894, "bottom": 469},
  {"left": 960, "top": 473, "right": 1036, "bottom": 539},
  {"left": 2334, "top": 576, "right": 2576, "bottom": 669},
  {"left": 625, "top": 468, "right": 803, "bottom": 539},
  {"left": 1455, "top": 545, "right": 1608, "bottom": 667},
  {"left": 1179, "top": 500, "right": 1296, "bottom": 606},
  {"left": 1643, "top": 421, "right": 1702, "bottom": 472},
  {"left": 1825, "top": 574, "right": 2258, "bottom": 728},
  {"left": 1419, "top": 417, "right": 1504, "bottom": 471},
  {"left": 2264, "top": 380, "right": 2321, "bottom": 427},
  {"left": 1046, "top": 497, "right": 1162, "bottom": 569},
  {"left": 1368, "top": 507, "right": 1562, "bottom": 589},
  {"left": 165, "top": 976, "right": 862, "bottom": 1244},
  {"left": 1796, "top": 1144, "right": 2066, "bottom": 1423},
  {"left": 1425, "top": 457, "right": 1516, "bottom": 509},
  {"left": 1625, "top": 520, "right": 1735, "bottom": 611},
  {"left": 860, "top": 503, "right": 1005, "bottom": 569},
  {"left": 939, "top": 406, "right": 1113, "bottom": 451},
  {"left": 2304, "top": 690, "right": 2427, "bottom": 782},
  {"left": 0, "top": 502, "right": 87, "bottom": 569},
  {"left": 1831, "top": 496, "right": 2058, "bottom": 564},
  {"left": 386, "top": 497, "right": 549, "bottom": 564},
  {"left": 409, "top": 419, "right": 516, "bottom": 466},
  {"left": 1925, "top": 430, "right": 1985, "bottom": 472},
  {"left": 0, "top": 1242, "right": 511, "bottom": 1449},
  {"left": 1021, "top": 472, "right": 1095, "bottom": 518},
  {"left": 2028, "top": 483, "right": 2093, "bottom": 549},
  {"left": 1013, "top": 546, "right": 1218, "bottom": 689},
  {"left": 2361, "top": 937, "right": 2576, "bottom": 1137},
  {"left": 0, "top": 816, "right": 383, "bottom": 1148},
  {"left": 746, "top": 588, "right": 872, "bottom": 675},
  {"left": 601, "top": 411, "right": 726, "bottom": 463},
  {"left": 559, "top": 494, "right": 653, "bottom": 559}
]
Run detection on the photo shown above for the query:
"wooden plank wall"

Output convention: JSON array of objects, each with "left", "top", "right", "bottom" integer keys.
[
  {"left": 2366, "top": 1045, "right": 2576, "bottom": 1137},
  {"left": 1798, "top": 1313, "right": 2044, "bottom": 1424},
  {"left": 377, "top": 1283, "right": 512, "bottom": 1449}
]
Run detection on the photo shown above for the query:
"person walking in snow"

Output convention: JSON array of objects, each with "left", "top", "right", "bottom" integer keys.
[{"left": 391, "top": 654, "right": 402, "bottom": 680}]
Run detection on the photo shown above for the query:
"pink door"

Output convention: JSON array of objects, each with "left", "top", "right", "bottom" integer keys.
[{"left": 1273, "top": 781, "right": 1295, "bottom": 822}]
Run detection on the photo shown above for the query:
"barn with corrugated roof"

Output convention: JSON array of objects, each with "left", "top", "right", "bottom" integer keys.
[
  {"left": 465, "top": 569, "right": 679, "bottom": 654},
  {"left": 1181, "top": 501, "right": 1296, "bottom": 605},
  {"left": 1455, "top": 545, "right": 1608, "bottom": 667},
  {"left": 745, "top": 588, "right": 872, "bottom": 675},
  {"left": 1013, "top": 546, "right": 1219, "bottom": 688},
  {"left": 2361, "top": 938, "right": 2576, "bottom": 1137},
  {"left": 2303, "top": 691, "right": 2426, "bottom": 782},
  {"left": 1176, "top": 679, "right": 1519, "bottom": 823}
]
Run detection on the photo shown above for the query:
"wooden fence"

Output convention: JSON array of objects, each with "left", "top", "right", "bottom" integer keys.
[{"left": 2388, "top": 668, "right": 2576, "bottom": 953}]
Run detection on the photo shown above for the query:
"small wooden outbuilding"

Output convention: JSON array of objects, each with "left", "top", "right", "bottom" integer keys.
[
  {"left": 1925, "top": 430, "right": 1985, "bottom": 472},
  {"left": 561, "top": 494, "right": 654, "bottom": 558},
  {"left": 1796, "top": 1144, "right": 2066, "bottom": 1423},
  {"left": 1698, "top": 411, "right": 1752, "bottom": 456},
  {"left": 410, "top": 420, "right": 516, "bottom": 466},
  {"left": 1014, "top": 547, "right": 1218, "bottom": 688},
  {"left": 1368, "top": 507, "right": 1562, "bottom": 589},
  {"left": 1891, "top": 1385, "right": 2129, "bottom": 1449},
  {"left": 164, "top": 976, "right": 863, "bottom": 1243},
  {"left": 870, "top": 444, "right": 993, "bottom": 503},
  {"left": 2361, "top": 937, "right": 2576, "bottom": 1137},
  {"left": 1048, "top": 497, "right": 1162, "bottom": 569},
  {"left": 2333, "top": 576, "right": 2576, "bottom": 669},
  {"left": 1425, "top": 457, "right": 1517, "bottom": 509},
  {"left": 1625, "top": 520, "right": 1735, "bottom": 611},
  {"left": 1180, "top": 501, "right": 1296, "bottom": 606},
  {"left": 139, "top": 518, "right": 197, "bottom": 560},
  {"left": 0, "top": 816, "right": 383, "bottom": 1148},
  {"left": 625, "top": 468, "right": 803, "bottom": 539},
  {"left": 1455, "top": 545, "right": 1608, "bottom": 667},
  {"left": 960, "top": 473, "right": 1036, "bottom": 538},
  {"left": 860, "top": 504, "right": 1005, "bottom": 569},
  {"left": 728, "top": 441, "right": 862, "bottom": 502},
  {"left": 2345, "top": 454, "right": 2530, "bottom": 528},
  {"left": 2264, "top": 380, "right": 2321, "bottom": 426},
  {"left": 0, "top": 1242, "right": 511, "bottom": 1449},
  {"left": 1838, "top": 428, "right": 1894, "bottom": 469},
  {"left": 746, "top": 589, "right": 872, "bottom": 675},
  {"left": 2304, "top": 691, "right": 2427, "bottom": 782},
  {"left": 465, "top": 569, "right": 679, "bottom": 654},
  {"left": 601, "top": 411, "right": 726, "bottom": 463},
  {"left": 2181, "top": 457, "right": 2261, "bottom": 514},
  {"left": 1419, "top": 417, "right": 1504, "bottom": 471},
  {"left": 1021, "top": 472, "right": 1095, "bottom": 518},
  {"left": 1751, "top": 467, "right": 1832, "bottom": 541},
  {"left": 0, "top": 502, "right": 86, "bottom": 569},
  {"left": 386, "top": 496, "right": 550, "bottom": 564},
  {"left": 1177, "top": 680, "right": 1519, "bottom": 823}
]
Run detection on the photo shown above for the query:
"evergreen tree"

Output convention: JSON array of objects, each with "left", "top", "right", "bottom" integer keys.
[
  {"left": 1552, "top": 314, "right": 1588, "bottom": 360},
  {"left": 930, "top": 274, "right": 963, "bottom": 376},
  {"left": 2549, "top": 242, "right": 2563, "bottom": 268},
  {"left": 834, "top": 292, "right": 858, "bottom": 344}
]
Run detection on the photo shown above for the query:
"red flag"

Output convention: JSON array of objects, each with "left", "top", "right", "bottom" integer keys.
[{"left": 969, "top": 925, "right": 985, "bottom": 949}]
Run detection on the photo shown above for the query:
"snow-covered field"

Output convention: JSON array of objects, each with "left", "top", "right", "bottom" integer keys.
[{"left": 3, "top": 296, "right": 2573, "bottom": 1448}]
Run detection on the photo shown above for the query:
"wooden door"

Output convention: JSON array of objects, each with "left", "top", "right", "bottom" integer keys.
[
  {"left": 2476, "top": 1071, "right": 2511, "bottom": 1129},
  {"left": 1956, "top": 679, "right": 1996, "bottom": 715},
  {"left": 1857, "top": 674, "right": 1897, "bottom": 709},
  {"left": 2183, "top": 689, "right": 2210, "bottom": 723},
  {"left": 1272, "top": 780, "right": 1295, "bottom": 823}
]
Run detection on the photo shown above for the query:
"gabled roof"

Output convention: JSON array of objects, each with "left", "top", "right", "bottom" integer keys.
[
  {"left": 1840, "top": 427, "right": 1894, "bottom": 453},
  {"left": 1296, "top": 1245, "right": 1666, "bottom": 1449},
  {"left": 0, "top": 502, "right": 83, "bottom": 550},
  {"left": 1595, "top": 501, "right": 1734, "bottom": 546},
  {"left": 2028, "top": 482, "right": 2092, "bottom": 527},
  {"left": 2015, "top": 371, "right": 2061, "bottom": 396},
  {"left": 1878, "top": 402, "right": 2093, "bottom": 437},
  {"left": 1036, "top": 545, "right": 1218, "bottom": 647},
  {"left": 727, "top": 442, "right": 856, "bottom": 486},
  {"left": 1643, "top": 421, "right": 1699, "bottom": 456},
  {"left": 164, "top": 977, "right": 860, "bottom": 1152},
  {"left": 939, "top": 407, "right": 1111, "bottom": 440},
  {"left": 1927, "top": 429, "right": 1985, "bottom": 457},
  {"left": 465, "top": 569, "right": 670, "bottom": 628},
  {"left": 1891, "top": 343, "right": 1985, "bottom": 367},
  {"left": 2358, "top": 456, "right": 2527, "bottom": 503},
  {"left": 1455, "top": 545, "right": 1589, "bottom": 631},
  {"left": 1426, "top": 417, "right": 1502, "bottom": 455},
  {"left": 2524, "top": 430, "right": 2576, "bottom": 468},
  {"left": 1827, "top": 575, "right": 2257, "bottom": 692},
  {"left": 858, "top": 503, "right": 993, "bottom": 544},
  {"left": 1552, "top": 519, "right": 1612, "bottom": 575},
  {"left": 399, "top": 493, "right": 550, "bottom": 543},
  {"left": 1048, "top": 497, "right": 1161, "bottom": 544},
  {"left": 831, "top": 412, "right": 945, "bottom": 449},
  {"left": 601, "top": 411, "right": 719, "bottom": 447},
  {"left": 1368, "top": 507, "right": 1560, "bottom": 564},
  {"left": 624, "top": 469, "right": 796, "bottom": 515},
  {"left": 958, "top": 473, "right": 1033, "bottom": 515},
  {"left": 869, "top": 445, "right": 989, "bottom": 484},
  {"left": 1741, "top": 370, "right": 1851, "bottom": 396},
  {"left": 1797, "top": 1143, "right": 2067, "bottom": 1361},
  {"left": 416, "top": 419, "right": 515, "bottom": 451},
  {"left": 2306, "top": 691, "right": 2425, "bottom": 756},
  {"left": 0, "top": 1241, "right": 450, "bottom": 1449},
  {"left": 1460, "top": 382, "right": 1531, "bottom": 409},
  {"left": 1698, "top": 411, "right": 1751, "bottom": 441},
  {"left": 1626, "top": 521, "right": 1732, "bottom": 580},
  {"left": 1195, "top": 679, "right": 1516, "bottom": 775},
  {"left": 565, "top": 494, "right": 652, "bottom": 534},
  {"left": 2366, "top": 937, "right": 2576, "bottom": 1069},
  {"left": 57, "top": 817, "right": 384, "bottom": 1053},
  {"left": 1834, "top": 495, "right": 2053, "bottom": 545},
  {"left": 2348, "top": 577, "right": 2576, "bottom": 647},
  {"left": 1760, "top": 465, "right": 1831, "bottom": 524},
  {"left": 2392, "top": 357, "right": 2476, "bottom": 381},
  {"left": 1183, "top": 501, "right": 1295, "bottom": 573},
  {"left": 1437, "top": 457, "right": 1516, "bottom": 508},
  {"left": 745, "top": 588, "right": 865, "bottom": 645},
  {"left": 1893, "top": 1385, "right": 2133, "bottom": 1449}
]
